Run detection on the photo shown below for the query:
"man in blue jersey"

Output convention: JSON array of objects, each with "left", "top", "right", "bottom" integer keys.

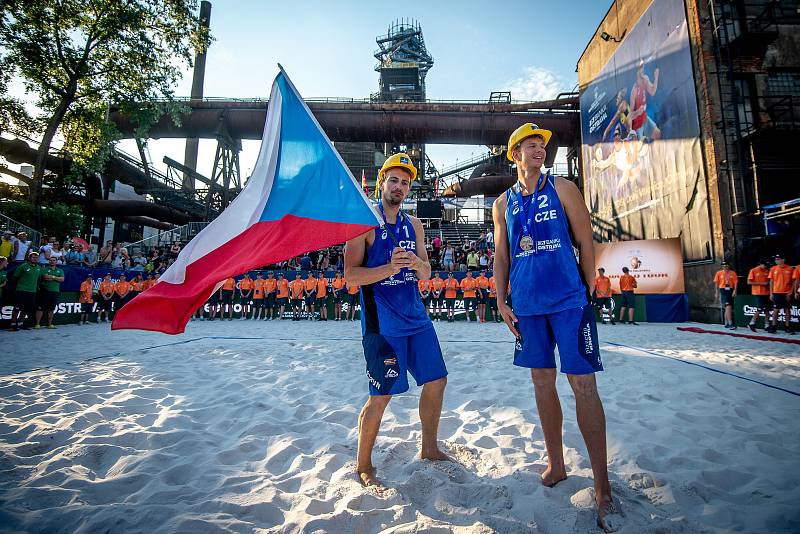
[
  {"left": 345, "top": 153, "right": 449, "bottom": 491},
  {"left": 492, "top": 124, "right": 620, "bottom": 531}
]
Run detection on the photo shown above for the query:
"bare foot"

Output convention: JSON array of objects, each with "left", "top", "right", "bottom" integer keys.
[
  {"left": 541, "top": 463, "right": 567, "bottom": 487},
  {"left": 420, "top": 448, "right": 452, "bottom": 462},
  {"left": 357, "top": 468, "right": 385, "bottom": 494},
  {"left": 596, "top": 495, "right": 624, "bottom": 533}
]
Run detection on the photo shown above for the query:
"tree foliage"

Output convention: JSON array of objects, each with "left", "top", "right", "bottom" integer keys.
[{"left": 0, "top": 0, "right": 210, "bottom": 223}]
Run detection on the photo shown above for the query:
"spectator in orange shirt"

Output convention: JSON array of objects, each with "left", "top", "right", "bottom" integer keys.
[
  {"left": 593, "top": 268, "right": 615, "bottom": 324},
  {"left": 221, "top": 277, "right": 236, "bottom": 320},
  {"left": 331, "top": 271, "right": 346, "bottom": 320},
  {"left": 794, "top": 263, "right": 800, "bottom": 301},
  {"left": 747, "top": 258, "right": 771, "bottom": 332},
  {"left": 418, "top": 278, "right": 431, "bottom": 318},
  {"left": 98, "top": 274, "right": 114, "bottom": 323},
  {"left": 444, "top": 272, "right": 459, "bottom": 322},
  {"left": 487, "top": 274, "right": 500, "bottom": 322},
  {"left": 316, "top": 271, "right": 329, "bottom": 321},
  {"left": 252, "top": 272, "right": 266, "bottom": 320},
  {"left": 768, "top": 253, "right": 795, "bottom": 334},
  {"left": 430, "top": 272, "right": 445, "bottom": 321},
  {"left": 78, "top": 275, "right": 94, "bottom": 325},
  {"left": 618, "top": 266, "right": 638, "bottom": 324},
  {"left": 304, "top": 272, "right": 318, "bottom": 320},
  {"left": 346, "top": 280, "right": 360, "bottom": 321},
  {"left": 460, "top": 271, "right": 478, "bottom": 322},
  {"left": 239, "top": 273, "right": 254, "bottom": 320},
  {"left": 290, "top": 273, "right": 305, "bottom": 321},
  {"left": 713, "top": 260, "right": 738, "bottom": 329},
  {"left": 264, "top": 271, "right": 278, "bottom": 320},
  {"left": 276, "top": 273, "right": 290, "bottom": 319},
  {"left": 113, "top": 274, "right": 130, "bottom": 317},
  {"left": 475, "top": 270, "right": 490, "bottom": 323},
  {"left": 129, "top": 274, "right": 145, "bottom": 303}
]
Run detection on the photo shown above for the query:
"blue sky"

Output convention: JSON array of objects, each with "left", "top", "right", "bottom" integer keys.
[{"left": 13, "top": 1, "right": 614, "bottom": 181}]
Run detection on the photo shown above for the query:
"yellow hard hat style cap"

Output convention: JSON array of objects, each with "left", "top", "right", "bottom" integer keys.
[
  {"left": 375, "top": 152, "right": 417, "bottom": 197},
  {"left": 506, "top": 123, "right": 552, "bottom": 161}
]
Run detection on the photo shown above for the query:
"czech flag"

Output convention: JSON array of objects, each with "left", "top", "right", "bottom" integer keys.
[{"left": 112, "top": 69, "right": 381, "bottom": 334}]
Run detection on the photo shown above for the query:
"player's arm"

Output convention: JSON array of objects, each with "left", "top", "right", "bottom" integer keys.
[
  {"left": 648, "top": 69, "right": 660, "bottom": 96},
  {"left": 491, "top": 195, "right": 518, "bottom": 335},
  {"left": 557, "top": 177, "right": 596, "bottom": 295},
  {"left": 408, "top": 216, "right": 431, "bottom": 280},
  {"left": 344, "top": 231, "right": 409, "bottom": 286}
]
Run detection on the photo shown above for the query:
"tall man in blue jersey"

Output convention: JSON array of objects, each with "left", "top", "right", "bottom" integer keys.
[
  {"left": 345, "top": 153, "right": 449, "bottom": 491},
  {"left": 492, "top": 124, "right": 620, "bottom": 531}
]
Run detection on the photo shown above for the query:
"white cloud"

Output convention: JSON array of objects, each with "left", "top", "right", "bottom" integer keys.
[{"left": 504, "top": 67, "right": 573, "bottom": 102}]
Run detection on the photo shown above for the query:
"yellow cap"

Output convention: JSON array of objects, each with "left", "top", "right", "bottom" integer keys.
[
  {"left": 375, "top": 153, "right": 417, "bottom": 197},
  {"left": 506, "top": 123, "right": 552, "bottom": 161}
]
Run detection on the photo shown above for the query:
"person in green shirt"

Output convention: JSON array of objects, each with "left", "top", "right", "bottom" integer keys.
[
  {"left": 35, "top": 256, "right": 65, "bottom": 329},
  {"left": 11, "top": 250, "right": 41, "bottom": 331}
]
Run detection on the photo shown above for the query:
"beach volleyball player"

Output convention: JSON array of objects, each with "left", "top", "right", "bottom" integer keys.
[
  {"left": 345, "top": 153, "right": 449, "bottom": 490},
  {"left": 492, "top": 124, "right": 620, "bottom": 531}
]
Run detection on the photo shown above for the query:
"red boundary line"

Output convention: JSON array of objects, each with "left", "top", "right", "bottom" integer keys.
[{"left": 677, "top": 326, "right": 800, "bottom": 345}]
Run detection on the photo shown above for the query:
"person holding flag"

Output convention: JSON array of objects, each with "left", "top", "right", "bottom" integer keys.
[
  {"left": 492, "top": 123, "right": 617, "bottom": 530},
  {"left": 345, "top": 153, "right": 449, "bottom": 491}
]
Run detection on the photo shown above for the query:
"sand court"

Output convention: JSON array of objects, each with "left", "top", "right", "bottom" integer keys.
[{"left": 1, "top": 321, "right": 799, "bottom": 533}]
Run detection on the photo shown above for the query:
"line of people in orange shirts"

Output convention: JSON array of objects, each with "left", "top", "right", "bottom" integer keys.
[
  {"left": 416, "top": 270, "right": 501, "bottom": 323},
  {"left": 716, "top": 254, "right": 799, "bottom": 334},
  {"left": 196, "top": 271, "right": 362, "bottom": 321},
  {"left": 80, "top": 272, "right": 159, "bottom": 324}
]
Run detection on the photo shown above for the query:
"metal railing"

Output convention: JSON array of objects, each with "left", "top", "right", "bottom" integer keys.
[
  {"left": 124, "top": 221, "right": 209, "bottom": 255},
  {"left": 0, "top": 211, "right": 42, "bottom": 247}
]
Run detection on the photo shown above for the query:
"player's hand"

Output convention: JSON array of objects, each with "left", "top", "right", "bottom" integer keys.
[
  {"left": 497, "top": 301, "right": 518, "bottom": 337},
  {"left": 389, "top": 247, "right": 412, "bottom": 274}
]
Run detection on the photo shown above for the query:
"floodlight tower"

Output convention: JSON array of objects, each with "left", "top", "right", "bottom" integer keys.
[{"left": 373, "top": 19, "right": 436, "bottom": 195}]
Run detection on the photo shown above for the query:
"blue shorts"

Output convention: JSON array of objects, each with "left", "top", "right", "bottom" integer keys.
[
  {"left": 514, "top": 305, "right": 603, "bottom": 375},
  {"left": 363, "top": 326, "right": 447, "bottom": 396}
]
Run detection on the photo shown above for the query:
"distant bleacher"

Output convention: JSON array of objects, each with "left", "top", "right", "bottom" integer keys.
[{"left": 425, "top": 222, "right": 492, "bottom": 248}]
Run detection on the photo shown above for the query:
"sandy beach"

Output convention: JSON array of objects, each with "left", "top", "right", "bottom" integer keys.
[{"left": 1, "top": 320, "right": 799, "bottom": 533}]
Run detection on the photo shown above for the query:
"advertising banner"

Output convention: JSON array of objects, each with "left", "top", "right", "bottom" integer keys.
[
  {"left": 580, "top": 0, "right": 712, "bottom": 262},
  {"left": 594, "top": 238, "right": 685, "bottom": 294}
]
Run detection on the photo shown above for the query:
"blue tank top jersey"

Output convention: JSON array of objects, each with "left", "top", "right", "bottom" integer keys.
[
  {"left": 361, "top": 211, "right": 431, "bottom": 336},
  {"left": 505, "top": 174, "right": 587, "bottom": 315}
]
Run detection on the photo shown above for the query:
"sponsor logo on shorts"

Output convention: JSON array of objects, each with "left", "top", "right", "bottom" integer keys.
[
  {"left": 515, "top": 337, "right": 523, "bottom": 351},
  {"left": 385, "top": 368, "right": 399, "bottom": 378},
  {"left": 367, "top": 370, "right": 381, "bottom": 390},
  {"left": 582, "top": 322, "right": 594, "bottom": 355},
  {"left": 384, "top": 357, "right": 396, "bottom": 366}
]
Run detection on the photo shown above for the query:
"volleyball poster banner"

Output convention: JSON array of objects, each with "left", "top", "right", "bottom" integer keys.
[
  {"left": 579, "top": 0, "right": 712, "bottom": 262},
  {"left": 594, "top": 238, "right": 685, "bottom": 294}
]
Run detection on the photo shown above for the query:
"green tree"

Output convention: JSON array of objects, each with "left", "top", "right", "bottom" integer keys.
[{"left": 0, "top": 0, "right": 210, "bottom": 225}]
